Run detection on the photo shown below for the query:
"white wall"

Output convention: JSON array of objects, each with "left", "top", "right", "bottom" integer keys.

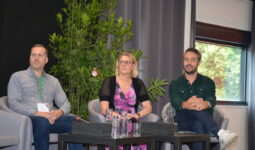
[
  {"left": 196, "top": 0, "right": 253, "bottom": 31},
  {"left": 184, "top": 0, "right": 253, "bottom": 150},
  {"left": 217, "top": 105, "right": 248, "bottom": 150}
]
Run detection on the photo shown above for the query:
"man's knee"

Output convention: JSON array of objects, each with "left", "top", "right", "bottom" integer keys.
[
  {"left": 54, "top": 115, "right": 75, "bottom": 133},
  {"left": 192, "top": 120, "right": 206, "bottom": 134},
  {"left": 56, "top": 115, "right": 75, "bottom": 125},
  {"left": 192, "top": 110, "right": 215, "bottom": 123},
  {"left": 30, "top": 116, "right": 51, "bottom": 129},
  {"left": 175, "top": 111, "right": 193, "bottom": 131}
]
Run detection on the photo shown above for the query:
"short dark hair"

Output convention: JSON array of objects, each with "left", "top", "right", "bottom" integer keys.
[
  {"left": 31, "top": 44, "right": 48, "bottom": 56},
  {"left": 184, "top": 48, "right": 201, "bottom": 61}
]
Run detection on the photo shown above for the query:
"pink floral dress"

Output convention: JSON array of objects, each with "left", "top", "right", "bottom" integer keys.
[
  {"left": 113, "top": 82, "right": 137, "bottom": 114},
  {"left": 111, "top": 82, "right": 146, "bottom": 150}
]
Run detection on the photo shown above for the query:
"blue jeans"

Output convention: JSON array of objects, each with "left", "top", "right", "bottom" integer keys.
[
  {"left": 29, "top": 115, "right": 83, "bottom": 150},
  {"left": 175, "top": 110, "right": 220, "bottom": 150}
]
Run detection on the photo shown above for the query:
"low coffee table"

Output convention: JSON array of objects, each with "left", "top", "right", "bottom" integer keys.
[
  {"left": 58, "top": 134, "right": 154, "bottom": 150},
  {"left": 155, "top": 133, "right": 210, "bottom": 150}
]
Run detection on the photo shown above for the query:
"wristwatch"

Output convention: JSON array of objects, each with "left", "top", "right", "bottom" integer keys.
[{"left": 136, "top": 112, "right": 141, "bottom": 119}]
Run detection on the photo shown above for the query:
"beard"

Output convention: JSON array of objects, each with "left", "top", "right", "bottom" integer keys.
[{"left": 184, "top": 65, "right": 197, "bottom": 75}]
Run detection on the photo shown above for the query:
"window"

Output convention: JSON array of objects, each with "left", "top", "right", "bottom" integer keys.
[
  {"left": 195, "top": 41, "right": 245, "bottom": 101},
  {"left": 195, "top": 22, "right": 250, "bottom": 103}
]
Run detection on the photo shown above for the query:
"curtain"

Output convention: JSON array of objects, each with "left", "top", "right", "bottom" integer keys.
[
  {"left": 248, "top": 2, "right": 255, "bottom": 150},
  {"left": 116, "top": 0, "right": 186, "bottom": 114}
]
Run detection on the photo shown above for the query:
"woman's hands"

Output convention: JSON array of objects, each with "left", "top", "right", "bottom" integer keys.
[
  {"left": 127, "top": 113, "right": 140, "bottom": 120},
  {"left": 100, "top": 100, "right": 152, "bottom": 120}
]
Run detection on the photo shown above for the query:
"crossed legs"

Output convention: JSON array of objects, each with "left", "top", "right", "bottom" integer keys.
[{"left": 175, "top": 110, "right": 220, "bottom": 150}]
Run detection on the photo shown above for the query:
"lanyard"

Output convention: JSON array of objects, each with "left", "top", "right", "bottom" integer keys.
[{"left": 36, "top": 76, "right": 45, "bottom": 101}]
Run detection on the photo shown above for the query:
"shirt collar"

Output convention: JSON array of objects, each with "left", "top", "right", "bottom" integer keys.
[
  {"left": 27, "top": 67, "right": 47, "bottom": 79},
  {"left": 181, "top": 73, "right": 202, "bottom": 83}
]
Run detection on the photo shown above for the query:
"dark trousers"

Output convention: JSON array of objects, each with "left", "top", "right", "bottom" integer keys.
[
  {"left": 30, "top": 115, "right": 83, "bottom": 150},
  {"left": 175, "top": 110, "right": 220, "bottom": 150}
]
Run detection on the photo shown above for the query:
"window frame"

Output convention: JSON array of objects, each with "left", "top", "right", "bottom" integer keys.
[{"left": 195, "top": 21, "right": 251, "bottom": 105}]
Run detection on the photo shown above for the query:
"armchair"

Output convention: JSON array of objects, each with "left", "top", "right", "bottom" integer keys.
[
  {"left": 0, "top": 109, "right": 29, "bottom": 150},
  {"left": 161, "top": 102, "right": 229, "bottom": 150},
  {"left": 0, "top": 96, "right": 59, "bottom": 150}
]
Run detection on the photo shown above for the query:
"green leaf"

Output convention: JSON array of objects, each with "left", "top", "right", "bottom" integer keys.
[
  {"left": 81, "top": 12, "right": 90, "bottom": 25},
  {"left": 147, "top": 78, "right": 168, "bottom": 101},
  {"left": 56, "top": 13, "right": 63, "bottom": 23}
]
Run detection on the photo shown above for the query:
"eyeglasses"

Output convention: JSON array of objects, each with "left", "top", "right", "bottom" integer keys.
[
  {"left": 118, "top": 60, "right": 133, "bottom": 65},
  {"left": 31, "top": 53, "right": 46, "bottom": 58}
]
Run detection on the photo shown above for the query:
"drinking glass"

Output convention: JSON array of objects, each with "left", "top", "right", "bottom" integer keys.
[
  {"left": 119, "top": 117, "right": 128, "bottom": 138},
  {"left": 132, "top": 123, "right": 142, "bottom": 137},
  {"left": 111, "top": 116, "right": 120, "bottom": 138},
  {"left": 163, "top": 107, "right": 176, "bottom": 123}
]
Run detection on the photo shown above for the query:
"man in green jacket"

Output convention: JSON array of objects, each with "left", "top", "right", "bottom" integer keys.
[{"left": 169, "top": 48, "right": 238, "bottom": 150}]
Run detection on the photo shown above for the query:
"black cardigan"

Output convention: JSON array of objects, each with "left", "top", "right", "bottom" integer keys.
[{"left": 99, "top": 76, "right": 150, "bottom": 112}]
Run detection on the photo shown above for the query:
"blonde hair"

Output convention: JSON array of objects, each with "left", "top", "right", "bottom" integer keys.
[{"left": 115, "top": 52, "right": 138, "bottom": 78}]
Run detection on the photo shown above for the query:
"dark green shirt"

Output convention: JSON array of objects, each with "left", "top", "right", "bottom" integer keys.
[{"left": 169, "top": 73, "right": 216, "bottom": 115}]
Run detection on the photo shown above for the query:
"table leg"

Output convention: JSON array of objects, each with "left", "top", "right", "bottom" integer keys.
[
  {"left": 155, "top": 141, "right": 162, "bottom": 150},
  {"left": 123, "top": 144, "right": 130, "bottom": 150},
  {"left": 98, "top": 144, "right": 105, "bottom": 150},
  {"left": 148, "top": 141, "right": 155, "bottom": 150},
  {"left": 203, "top": 139, "right": 210, "bottom": 150},
  {"left": 173, "top": 141, "right": 182, "bottom": 150},
  {"left": 110, "top": 145, "right": 119, "bottom": 150},
  {"left": 58, "top": 140, "right": 67, "bottom": 150}
]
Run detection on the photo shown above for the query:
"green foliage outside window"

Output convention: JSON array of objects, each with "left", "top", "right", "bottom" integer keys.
[
  {"left": 49, "top": 0, "right": 167, "bottom": 119},
  {"left": 196, "top": 41, "right": 242, "bottom": 101}
]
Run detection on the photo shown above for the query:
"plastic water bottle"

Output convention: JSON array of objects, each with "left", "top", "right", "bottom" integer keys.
[
  {"left": 163, "top": 107, "right": 175, "bottom": 124},
  {"left": 119, "top": 112, "right": 128, "bottom": 138},
  {"left": 120, "top": 117, "right": 128, "bottom": 138},
  {"left": 168, "top": 107, "right": 175, "bottom": 124},
  {"left": 111, "top": 116, "right": 120, "bottom": 138}
]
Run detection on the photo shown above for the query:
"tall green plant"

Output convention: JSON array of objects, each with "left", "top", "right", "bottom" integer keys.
[{"left": 49, "top": 0, "right": 167, "bottom": 119}]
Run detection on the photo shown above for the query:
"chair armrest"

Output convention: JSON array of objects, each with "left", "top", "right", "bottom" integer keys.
[
  {"left": 140, "top": 113, "right": 160, "bottom": 122},
  {"left": 137, "top": 104, "right": 160, "bottom": 122},
  {"left": 0, "top": 110, "right": 25, "bottom": 135},
  {"left": 88, "top": 99, "right": 105, "bottom": 123},
  {"left": 88, "top": 110, "right": 105, "bottom": 123},
  {"left": 213, "top": 107, "right": 229, "bottom": 130},
  {"left": 0, "top": 96, "right": 14, "bottom": 113},
  {"left": 0, "top": 110, "right": 32, "bottom": 150},
  {"left": 161, "top": 102, "right": 171, "bottom": 122}
]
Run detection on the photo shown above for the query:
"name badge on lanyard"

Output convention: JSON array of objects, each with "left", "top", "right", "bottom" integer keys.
[{"left": 37, "top": 103, "right": 49, "bottom": 112}]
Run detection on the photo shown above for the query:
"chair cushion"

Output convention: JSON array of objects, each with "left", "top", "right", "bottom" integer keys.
[{"left": 0, "top": 136, "right": 19, "bottom": 147}]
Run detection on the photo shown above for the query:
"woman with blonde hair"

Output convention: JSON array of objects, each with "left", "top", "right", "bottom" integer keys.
[{"left": 99, "top": 52, "right": 152, "bottom": 150}]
